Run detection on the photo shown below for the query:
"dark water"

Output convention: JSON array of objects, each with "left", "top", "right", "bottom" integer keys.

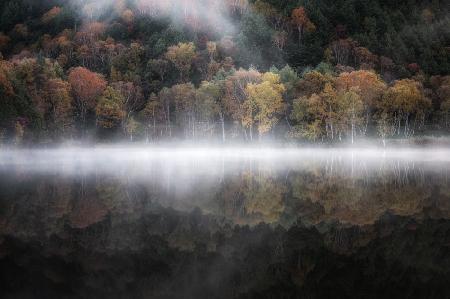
[{"left": 0, "top": 147, "right": 449, "bottom": 299}]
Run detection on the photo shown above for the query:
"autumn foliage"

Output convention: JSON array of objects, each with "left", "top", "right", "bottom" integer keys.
[
  {"left": 68, "top": 67, "right": 106, "bottom": 126},
  {"left": 0, "top": 0, "right": 448, "bottom": 143}
]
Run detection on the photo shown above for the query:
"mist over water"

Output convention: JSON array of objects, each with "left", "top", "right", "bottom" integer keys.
[
  {"left": 1, "top": 147, "right": 450, "bottom": 298},
  {"left": 2, "top": 147, "right": 450, "bottom": 179},
  {"left": 1, "top": 146, "right": 449, "bottom": 224}
]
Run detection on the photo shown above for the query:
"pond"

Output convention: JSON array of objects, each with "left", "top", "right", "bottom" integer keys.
[{"left": 0, "top": 147, "right": 449, "bottom": 298}]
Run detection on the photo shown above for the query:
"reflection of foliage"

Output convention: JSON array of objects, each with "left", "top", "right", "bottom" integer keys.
[
  {"left": 0, "top": 161, "right": 450, "bottom": 297},
  {"left": 288, "top": 162, "right": 436, "bottom": 225},
  {"left": 0, "top": 159, "right": 448, "bottom": 236},
  {"left": 242, "top": 171, "right": 287, "bottom": 224},
  {"left": 69, "top": 197, "right": 108, "bottom": 229},
  {"left": 1, "top": 201, "right": 449, "bottom": 298}
]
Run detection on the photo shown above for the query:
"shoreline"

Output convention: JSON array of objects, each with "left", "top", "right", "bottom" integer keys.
[{"left": 1, "top": 135, "right": 450, "bottom": 150}]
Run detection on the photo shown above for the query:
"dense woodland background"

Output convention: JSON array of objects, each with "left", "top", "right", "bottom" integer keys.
[{"left": 0, "top": 0, "right": 449, "bottom": 144}]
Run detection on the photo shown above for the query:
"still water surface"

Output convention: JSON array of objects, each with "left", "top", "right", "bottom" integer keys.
[{"left": 1, "top": 147, "right": 449, "bottom": 298}]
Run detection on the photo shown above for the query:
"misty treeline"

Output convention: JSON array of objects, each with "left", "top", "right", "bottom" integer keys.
[{"left": 0, "top": 0, "right": 449, "bottom": 144}]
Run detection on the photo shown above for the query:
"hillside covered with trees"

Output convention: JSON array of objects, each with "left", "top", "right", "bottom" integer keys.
[{"left": 0, "top": 0, "right": 449, "bottom": 144}]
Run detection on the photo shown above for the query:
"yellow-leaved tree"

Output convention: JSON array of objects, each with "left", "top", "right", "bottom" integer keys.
[
  {"left": 165, "top": 42, "right": 197, "bottom": 82},
  {"left": 378, "top": 79, "right": 431, "bottom": 138},
  {"left": 244, "top": 72, "right": 285, "bottom": 140}
]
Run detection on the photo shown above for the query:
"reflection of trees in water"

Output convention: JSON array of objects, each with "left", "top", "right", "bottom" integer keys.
[
  {"left": 285, "top": 158, "right": 450, "bottom": 225},
  {"left": 1, "top": 158, "right": 450, "bottom": 239},
  {"left": 0, "top": 174, "right": 146, "bottom": 241},
  {"left": 212, "top": 158, "right": 450, "bottom": 226},
  {"left": 0, "top": 205, "right": 449, "bottom": 299},
  {"left": 217, "top": 171, "right": 287, "bottom": 225},
  {"left": 0, "top": 174, "right": 73, "bottom": 239},
  {"left": 1, "top": 153, "right": 450, "bottom": 298},
  {"left": 0, "top": 163, "right": 450, "bottom": 296}
]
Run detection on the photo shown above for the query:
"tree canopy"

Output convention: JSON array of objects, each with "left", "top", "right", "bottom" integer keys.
[{"left": 0, "top": 0, "right": 448, "bottom": 144}]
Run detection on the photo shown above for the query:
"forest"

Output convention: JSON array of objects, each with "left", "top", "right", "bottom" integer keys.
[
  {"left": 1, "top": 2, "right": 450, "bottom": 297},
  {"left": 0, "top": 0, "right": 449, "bottom": 144}
]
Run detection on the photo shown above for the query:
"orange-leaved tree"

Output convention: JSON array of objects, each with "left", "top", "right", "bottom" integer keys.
[
  {"left": 291, "top": 7, "right": 316, "bottom": 45},
  {"left": 68, "top": 67, "right": 107, "bottom": 132}
]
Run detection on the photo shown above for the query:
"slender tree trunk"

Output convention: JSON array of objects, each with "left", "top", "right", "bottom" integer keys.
[
  {"left": 364, "top": 111, "right": 369, "bottom": 136},
  {"left": 220, "top": 113, "right": 225, "bottom": 143},
  {"left": 298, "top": 26, "right": 303, "bottom": 45},
  {"left": 404, "top": 114, "right": 409, "bottom": 138},
  {"left": 351, "top": 120, "right": 355, "bottom": 144},
  {"left": 331, "top": 122, "right": 334, "bottom": 140},
  {"left": 81, "top": 103, "right": 87, "bottom": 138},
  {"left": 153, "top": 110, "right": 156, "bottom": 138},
  {"left": 167, "top": 103, "right": 172, "bottom": 137},
  {"left": 192, "top": 114, "right": 195, "bottom": 139}
]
